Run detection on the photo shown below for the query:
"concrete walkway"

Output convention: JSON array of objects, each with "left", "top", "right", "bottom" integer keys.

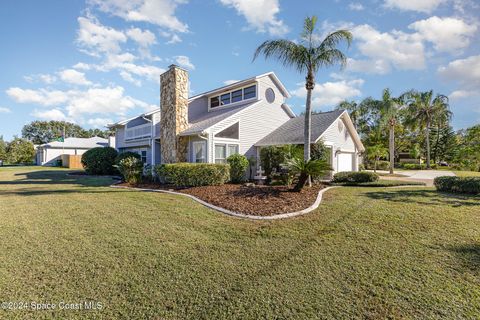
[{"left": 368, "top": 169, "right": 455, "bottom": 187}]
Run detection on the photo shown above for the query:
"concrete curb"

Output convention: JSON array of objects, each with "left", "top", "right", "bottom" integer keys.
[{"left": 110, "top": 184, "right": 338, "bottom": 220}]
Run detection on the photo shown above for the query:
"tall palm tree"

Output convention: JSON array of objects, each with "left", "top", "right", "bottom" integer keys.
[
  {"left": 404, "top": 90, "right": 450, "bottom": 169},
  {"left": 253, "top": 16, "right": 352, "bottom": 167},
  {"left": 379, "top": 88, "right": 403, "bottom": 174}
]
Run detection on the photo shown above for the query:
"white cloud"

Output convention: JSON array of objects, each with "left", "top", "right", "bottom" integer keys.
[
  {"left": 7, "top": 86, "right": 155, "bottom": 119},
  {"left": 224, "top": 79, "right": 239, "bottom": 85},
  {"left": 88, "top": 0, "right": 189, "bottom": 33},
  {"left": 348, "top": 2, "right": 364, "bottom": 10},
  {"left": 31, "top": 109, "right": 70, "bottom": 121},
  {"left": 351, "top": 24, "right": 425, "bottom": 72},
  {"left": 87, "top": 117, "right": 113, "bottom": 128},
  {"left": 126, "top": 27, "right": 156, "bottom": 47},
  {"left": 384, "top": 0, "right": 445, "bottom": 13},
  {"left": 76, "top": 15, "right": 127, "bottom": 56},
  {"left": 58, "top": 69, "right": 93, "bottom": 86},
  {"left": 119, "top": 70, "right": 142, "bottom": 86},
  {"left": 72, "top": 62, "right": 91, "bottom": 70},
  {"left": 220, "top": 0, "right": 289, "bottom": 36},
  {"left": 291, "top": 79, "right": 364, "bottom": 109},
  {"left": 0, "top": 107, "right": 11, "bottom": 113},
  {"left": 409, "top": 16, "right": 477, "bottom": 53},
  {"left": 174, "top": 55, "right": 195, "bottom": 70},
  {"left": 438, "top": 55, "right": 480, "bottom": 102},
  {"left": 24, "top": 74, "right": 57, "bottom": 84}
]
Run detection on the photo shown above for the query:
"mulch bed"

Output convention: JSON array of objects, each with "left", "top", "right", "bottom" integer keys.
[{"left": 119, "top": 182, "right": 324, "bottom": 216}]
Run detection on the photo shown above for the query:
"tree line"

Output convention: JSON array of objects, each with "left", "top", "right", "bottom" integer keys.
[{"left": 336, "top": 89, "right": 480, "bottom": 172}]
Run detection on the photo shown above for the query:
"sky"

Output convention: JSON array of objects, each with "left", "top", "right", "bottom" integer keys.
[{"left": 0, "top": 0, "right": 479, "bottom": 140}]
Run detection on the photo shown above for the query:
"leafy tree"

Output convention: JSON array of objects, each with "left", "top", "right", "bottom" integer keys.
[
  {"left": 6, "top": 137, "right": 35, "bottom": 164},
  {"left": 254, "top": 16, "right": 352, "bottom": 170},
  {"left": 22, "top": 121, "right": 88, "bottom": 144},
  {"left": 86, "top": 128, "right": 115, "bottom": 138},
  {"left": 336, "top": 100, "right": 365, "bottom": 131},
  {"left": 366, "top": 144, "right": 388, "bottom": 172},
  {"left": 0, "top": 136, "right": 7, "bottom": 161},
  {"left": 409, "top": 144, "right": 421, "bottom": 164},
  {"left": 404, "top": 90, "right": 451, "bottom": 169},
  {"left": 456, "top": 125, "right": 480, "bottom": 171}
]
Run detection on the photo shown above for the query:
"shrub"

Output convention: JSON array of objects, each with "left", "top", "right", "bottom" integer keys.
[
  {"left": 333, "top": 171, "right": 379, "bottom": 183},
  {"left": 434, "top": 176, "right": 480, "bottom": 194},
  {"left": 402, "top": 163, "right": 438, "bottom": 170},
  {"left": 155, "top": 163, "right": 230, "bottom": 187},
  {"left": 115, "top": 151, "right": 141, "bottom": 165},
  {"left": 81, "top": 147, "right": 118, "bottom": 175},
  {"left": 227, "top": 154, "right": 249, "bottom": 183},
  {"left": 117, "top": 157, "right": 143, "bottom": 185},
  {"left": 286, "top": 157, "right": 331, "bottom": 191},
  {"left": 377, "top": 160, "right": 390, "bottom": 170}
]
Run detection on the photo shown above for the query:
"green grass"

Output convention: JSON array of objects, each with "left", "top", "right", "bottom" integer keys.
[
  {"left": 0, "top": 168, "right": 479, "bottom": 319},
  {"left": 332, "top": 179, "right": 426, "bottom": 187},
  {"left": 453, "top": 170, "right": 480, "bottom": 177}
]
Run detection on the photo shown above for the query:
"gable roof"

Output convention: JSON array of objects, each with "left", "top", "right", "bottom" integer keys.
[
  {"left": 179, "top": 100, "right": 259, "bottom": 136},
  {"left": 39, "top": 137, "right": 108, "bottom": 149},
  {"left": 188, "top": 72, "right": 290, "bottom": 100},
  {"left": 255, "top": 110, "right": 365, "bottom": 152}
]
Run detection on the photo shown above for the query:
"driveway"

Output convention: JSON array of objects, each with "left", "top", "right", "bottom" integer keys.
[{"left": 369, "top": 170, "right": 455, "bottom": 187}]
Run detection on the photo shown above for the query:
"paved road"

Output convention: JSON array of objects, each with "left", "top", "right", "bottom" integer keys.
[{"left": 368, "top": 170, "right": 455, "bottom": 187}]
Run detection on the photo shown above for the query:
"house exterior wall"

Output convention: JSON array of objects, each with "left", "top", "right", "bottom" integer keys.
[
  {"left": 39, "top": 147, "right": 90, "bottom": 166},
  {"left": 321, "top": 116, "right": 358, "bottom": 172}
]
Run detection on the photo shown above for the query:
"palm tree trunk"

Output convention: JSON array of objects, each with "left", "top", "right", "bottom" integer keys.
[
  {"left": 389, "top": 124, "right": 394, "bottom": 174},
  {"left": 304, "top": 72, "right": 314, "bottom": 186},
  {"left": 425, "top": 118, "right": 431, "bottom": 169},
  {"left": 374, "top": 157, "right": 377, "bottom": 173}
]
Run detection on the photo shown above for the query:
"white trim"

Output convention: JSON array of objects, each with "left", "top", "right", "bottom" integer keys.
[{"left": 214, "top": 143, "right": 239, "bottom": 163}]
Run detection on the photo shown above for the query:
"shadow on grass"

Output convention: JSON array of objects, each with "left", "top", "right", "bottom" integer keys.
[
  {"left": 363, "top": 189, "right": 480, "bottom": 207},
  {"left": 446, "top": 244, "right": 480, "bottom": 272},
  {"left": 0, "top": 170, "right": 118, "bottom": 196}
]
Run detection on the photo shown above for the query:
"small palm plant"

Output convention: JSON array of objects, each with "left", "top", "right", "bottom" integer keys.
[
  {"left": 286, "top": 156, "right": 331, "bottom": 191},
  {"left": 367, "top": 144, "right": 388, "bottom": 172}
]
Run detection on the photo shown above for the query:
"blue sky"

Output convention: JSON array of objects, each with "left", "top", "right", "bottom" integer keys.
[{"left": 0, "top": 0, "right": 479, "bottom": 140}]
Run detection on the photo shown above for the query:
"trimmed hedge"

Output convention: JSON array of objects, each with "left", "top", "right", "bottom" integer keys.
[
  {"left": 227, "top": 154, "right": 249, "bottom": 183},
  {"left": 434, "top": 176, "right": 480, "bottom": 194},
  {"left": 155, "top": 163, "right": 230, "bottom": 187},
  {"left": 333, "top": 171, "right": 379, "bottom": 183},
  {"left": 81, "top": 147, "right": 118, "bottom": 175},
  {"left": 402, "top": 163, "right": 438, "bottom": 170},
  {"left": 115, "top": 151, "right": 141, "bottom": 165}
]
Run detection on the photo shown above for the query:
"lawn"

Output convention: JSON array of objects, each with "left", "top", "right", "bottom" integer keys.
[
  {"left": 0, "top": 167, "right": 479, "bottom": 319},
  {"left": 453, "top": 170, "right": 480, "bottom": 177}
]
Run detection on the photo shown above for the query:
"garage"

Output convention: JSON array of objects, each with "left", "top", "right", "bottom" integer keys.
[{"left": 337, "top": 152, "right": 353, "bottom": 172}]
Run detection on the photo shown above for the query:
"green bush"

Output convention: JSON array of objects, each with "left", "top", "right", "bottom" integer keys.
[
  {"left": 81, "top": 147, "right": 118, "bottom": 175},
  {"left": 434, "top": 176, "right": 480, "bottom": 194},
  {"left": 155, "top": 163, "right": 230, "bottom": 187},
  {"left": 333, "top": 171, "right": 379, "bottom": 183},
  {"left": 117, "top": 157, "right": 143, "bottom": 185},
  {"left": 402, "top": 163, "right": 438, "bottom": 170},
  {"left": 377, "top": 160, "right": 390, "bottom": 170},
  {"left": 115, "top": 151, "right": 141, "bottom": 165},
  {"left": 227, "top": 154, "right": 249, "bottom": 183}
]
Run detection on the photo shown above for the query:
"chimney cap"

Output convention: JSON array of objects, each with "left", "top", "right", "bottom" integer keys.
[{"left": 168, "top": 64, "right": 188, "bottom": 72}]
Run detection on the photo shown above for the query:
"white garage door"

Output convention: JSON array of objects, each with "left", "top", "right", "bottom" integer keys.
[{"left": 337, "top": 153, "right": 353, "bottom": 172}]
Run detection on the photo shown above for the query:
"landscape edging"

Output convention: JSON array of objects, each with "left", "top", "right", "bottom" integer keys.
[{"left": 110, "top": 183, "right": 338, "bottom": 220}]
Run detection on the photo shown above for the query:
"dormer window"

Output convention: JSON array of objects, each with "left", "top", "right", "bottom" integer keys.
[{"left": 210, "top": 84, "right": 257, "bottom": 109}]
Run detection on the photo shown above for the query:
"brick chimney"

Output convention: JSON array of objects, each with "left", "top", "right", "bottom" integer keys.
[{"left": 160, "top": 65, "right": 189, "bottom": 163}]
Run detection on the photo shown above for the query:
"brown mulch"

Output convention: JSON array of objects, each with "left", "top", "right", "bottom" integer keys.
[{"left": 119, "top": 182, "right": 324, "bottom": 216}]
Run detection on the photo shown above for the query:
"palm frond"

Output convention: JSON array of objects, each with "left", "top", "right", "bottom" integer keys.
[
  {"left": 253, "top": 39, "right": 308, "bottom": 74},
  {"left": 318, "top": 30, "right": 352, "bottom": 50}
]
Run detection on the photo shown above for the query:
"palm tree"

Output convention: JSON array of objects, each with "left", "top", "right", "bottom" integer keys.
[
  {"left": 367, "top": 144, "right": 388, "bottom": 172},
  {"left": 404, "top": 90, "right": 450, "bottom": 169},
  {"left": 336, "top": 100, "right": 363, "bottom": 130},
  {"left": 379, "top": 88, "right": 403, "bottom": 174},
  {"left": 253, "top": 16, "right": 352, "bottom": 178}
]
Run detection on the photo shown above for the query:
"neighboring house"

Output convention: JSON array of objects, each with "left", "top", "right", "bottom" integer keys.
[
  {"left": 109, "top": 65, "right": 364, "bottom": 174},
  {"left": 36, "top": 137, "right": 108, "bottom": 166}
]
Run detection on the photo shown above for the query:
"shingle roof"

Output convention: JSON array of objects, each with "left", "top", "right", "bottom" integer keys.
[
  {"left": 255, "top": 109, "right": 345, "bottom": 146},
  {"left": 179, "top": 101, "right": 258, "bottom": 136},
  {"left": 40, "top": 137, "right": 109, "bottom": 149}
]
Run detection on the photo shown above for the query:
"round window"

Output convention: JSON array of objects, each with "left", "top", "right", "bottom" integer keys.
[{"left": 265, "top": 88, "right": 275, "bottom": 103}]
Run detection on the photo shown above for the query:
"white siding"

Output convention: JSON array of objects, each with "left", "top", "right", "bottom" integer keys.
[
  {"left": 40, "top": 148, "right": 90, "bottom": 166},
  {"left": 207, "top": 77, "right": 291, "bottom": 163},
  {"left": 320, "top": 116, "right": 358, "bottom": 172}
]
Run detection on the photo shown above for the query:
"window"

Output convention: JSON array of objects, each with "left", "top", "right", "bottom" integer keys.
[
  {"left": 215, "top": 143, "right": 239, "bottom": 163},
  {"left": 231, "top": 89, "right": 242, "bottom": 103},
  {"left": 220, "top": 93, "right": 231, "bottom": 106},
  {"left": 210, "top": 96, "right": 220, "bottom": 108},
  {"left": 215, "top": 144, "right": 227, "bottom": 164},
  {"left": 209, "top": 85, "right": 257, "bottom": 108},
  {"left": 140, "top": 150, "right": 147, "bottom": 164},
  {"left": 193, "top": 141, "right": 206, "bottom": 163},
  {"left": 214, "top": 122, "right": 239, "bottom": 139},
  {"left": 243, "top": 85, "right": 256, "bottom": 99}
]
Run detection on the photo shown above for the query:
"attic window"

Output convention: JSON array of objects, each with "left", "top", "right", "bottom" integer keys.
[
  {"left": 214, "top": 122, "right": 239, "bottom": 139},
  {"left": 210, "top": 84, "right": 257, "bottom": 109}
]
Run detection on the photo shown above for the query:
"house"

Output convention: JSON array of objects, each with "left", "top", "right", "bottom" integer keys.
[
  {"left": 109, "top": 65, "right": 364, "bottom": 174},
  {"left": 36, "top": 136, "right": 109, "bottom": 166}
]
